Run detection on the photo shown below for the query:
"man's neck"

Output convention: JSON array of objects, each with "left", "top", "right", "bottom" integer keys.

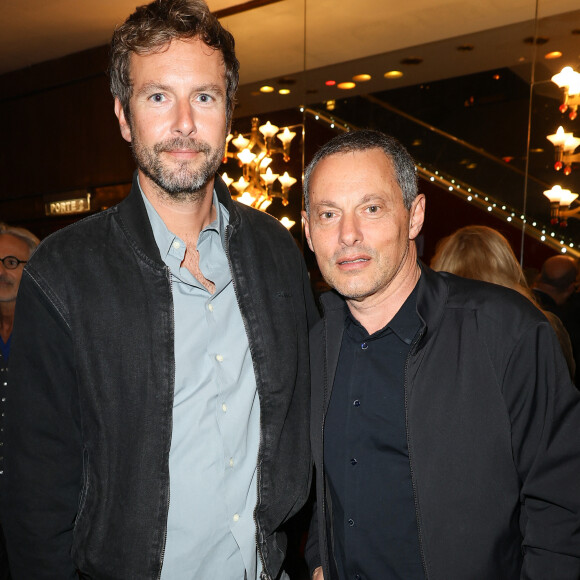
[
  {"left": 139, "top": 172, "right": 216, "bottom": 242},
  {"left": 0, "top": 302, "right": 15, "bottom": 343},
  {"left": 346, "top": 255, "right": 421, "bottom": 336}
]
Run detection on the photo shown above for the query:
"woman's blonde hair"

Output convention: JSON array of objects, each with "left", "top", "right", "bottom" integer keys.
[{"left": 431, "top": 225, "right": 533, "bottom": 299}]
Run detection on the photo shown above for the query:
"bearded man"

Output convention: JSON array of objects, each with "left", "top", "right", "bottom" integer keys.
[{"left": 1, "top": 1, "right": 317, "bottom": 578}]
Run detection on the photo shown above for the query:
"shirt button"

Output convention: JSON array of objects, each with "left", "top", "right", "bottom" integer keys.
[
  {"left": 229, "top": 458, "right": 234, "bottom": 467},
  {"left": 233, "top": 513, "right": 239, "bottom": 522},
  {"left": 348, "top": 518, "right": 355, "bottom": 527},
  {"left": 350, "top": 458, "right": 357, "bottom": 465},
  {"left": 208, "top": 304, "right": 214, "bottom": 312},
  {"left": 353, "top": 400, "right": 360, "bottom": 407},
  {"left": 222, "top": 403, "right": 227, "bottom": 412},
  {"left": 172, "top": 241, "right": 181, "bottom": 249},
  {"left": 361, "top": 343, "right": 368, "bottom": 350},
  {"left": 216, "top": 354, "right": 224, "bottom": 362}
]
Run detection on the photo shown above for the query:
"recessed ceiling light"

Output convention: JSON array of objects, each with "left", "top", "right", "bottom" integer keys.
[
  {"left": 523, "top": 36, "right": 549, "bottom": 45},
  {"left": 384, "top": 70, "right": 403, "bottom": 79},
  {"left": 325, "top": 80, "right": 336, "bottom": 86},
  {"left": 352, "top": 74, "right": 371, "bottom": 82},
  {"left": 260, "top": 86, "right": 274, "bottom": 93},
  {"left": 337, "top": 82, "right": 356, "bottom": 90},
  {"left": 278, "top": 89, "right": 290, "bottom": 95},
  {"left": 545, "top": 51, "right": 562, "bottom": 59},
  {"left": 493, "top": 74, "right": 501, "bottom": 80},
  {"left": 400, "top": 57, "right": 423, "bottom": 65}
]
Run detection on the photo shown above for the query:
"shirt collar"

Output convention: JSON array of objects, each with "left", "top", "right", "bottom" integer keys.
[
  {"left": 138, "top": 176, "right": 229, "bottom": 260},
  {"left": 345, "top": 284, "right": 420, "bottom": 344}
]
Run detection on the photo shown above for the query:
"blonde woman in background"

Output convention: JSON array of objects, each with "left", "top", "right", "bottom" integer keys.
[{"left": 431, "top": 225, "right": 575, "bottom": 379}]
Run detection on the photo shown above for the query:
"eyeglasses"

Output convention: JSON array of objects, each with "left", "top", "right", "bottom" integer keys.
[{"left": 0, "top": 256, "right": 27, "bottom": 270}]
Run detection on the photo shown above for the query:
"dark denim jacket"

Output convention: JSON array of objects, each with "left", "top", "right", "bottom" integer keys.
[{"left": 3, "top": 173, "right": 317, "bottom": 580}]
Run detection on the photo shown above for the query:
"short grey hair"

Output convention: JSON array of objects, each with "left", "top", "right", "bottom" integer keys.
[
  {"left": 303, "top": 129, "right": 418, "bottom": 215},
  {"left": 0, "top": 223, "right": 40, "bottom": 258}
]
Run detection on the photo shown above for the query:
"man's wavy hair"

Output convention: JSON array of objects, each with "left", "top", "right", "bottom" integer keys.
[{"left": 109, "top": 0, "right": 239, "bottom": 127}]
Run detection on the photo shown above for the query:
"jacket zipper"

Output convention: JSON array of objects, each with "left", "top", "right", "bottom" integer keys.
[
  {"left": 224, "top": 225, "right": 269, "bottom": 580},
  {"left": 157, "top": 266, "right": 174, "bottom": 580},
  {"left": 404, "top": 327, "right": 428, "bottom": 579}
]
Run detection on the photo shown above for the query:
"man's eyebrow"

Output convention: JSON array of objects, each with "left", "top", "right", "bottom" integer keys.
[
  {"left": 134, "top": 82, "right": 171, "bottom": 98},
  {"left": 134, "top": 82, "right": 225, "bottom": 98}
]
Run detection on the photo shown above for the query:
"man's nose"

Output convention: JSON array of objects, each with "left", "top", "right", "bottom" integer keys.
[
  {"left": 173, "top": 99, "right": 196, "bottom": 137},
  {"left": 339, "top": 213, "right": 362, "bottom": 246}
]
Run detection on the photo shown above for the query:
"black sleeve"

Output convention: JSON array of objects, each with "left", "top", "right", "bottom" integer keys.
[
  {"left": 503, "top": 320, "right": 580, "bottom": 578},
  {"left": 1, "top": 270, "right": 81, "bottom": 579}
]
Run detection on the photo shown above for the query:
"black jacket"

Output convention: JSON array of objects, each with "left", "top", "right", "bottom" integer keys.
[
  {"left": 306, "top": 265, "right": 580, "bottom": 579},
  {"left": 2, "top": 173, "right": 318, "bottom": 579}
]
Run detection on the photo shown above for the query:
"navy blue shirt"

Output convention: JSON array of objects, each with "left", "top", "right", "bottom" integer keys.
[{"left": 324, "top": 286, "right": 424, "bottom": 580}]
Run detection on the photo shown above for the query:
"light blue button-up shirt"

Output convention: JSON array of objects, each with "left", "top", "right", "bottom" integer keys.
[{"left": 141, "top": 185, "right": 262, "bottom": 580}]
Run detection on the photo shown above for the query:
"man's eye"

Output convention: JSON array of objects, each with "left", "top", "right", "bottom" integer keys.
[
  {"left": 150, "top": 94, "right": 165, "bottom": 103},
  {"left": 321, "top": 211, "right": 334, "bottom": 219},
  {"left": 367, "top": 205, "right": 379, "bottom": 213},
  {"left": 198, "top": 94, "right": 213, "bottom": 103}
]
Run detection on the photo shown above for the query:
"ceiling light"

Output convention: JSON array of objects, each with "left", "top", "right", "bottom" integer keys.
[
  {"left": 278, "top": 89, "right": 290, "bottom": 95},
  {"left": 352, "top": 74, "right": 371, "bottom": 82},
  {"left": 400, "top": 57, "right": 423, "bottom": 65},
  {"left": 545, "top": 51, "right": 563, "bottom": 59},
  {"left": 259, "top": 86, "right": 274, "bottom": 93},
  {"left": 337, "top": 82, "right": 356, "bottom": 90},
  {"left": 384, "top": 70, "right": 403, "bottom": 79},
  {"left": 325, "top": 80, "right": 336, "bottom": 86}
]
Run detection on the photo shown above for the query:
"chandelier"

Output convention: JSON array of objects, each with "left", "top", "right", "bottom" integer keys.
[
  {"left": 546, "top": 126, "right": 580, "bottom": 176},
  {"left": 221, "top": 117, "right": 301, "bottom": 229},
  {"left": 543, "top": 66, "right": 580, "bottom": 226},
  {"left": 551, "top": 66, "right": 580, "bottom": 120}
]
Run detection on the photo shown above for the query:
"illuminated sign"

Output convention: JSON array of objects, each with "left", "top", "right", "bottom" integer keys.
[{"left": 44, "top": 193, "right": 91, "bottom": 216}]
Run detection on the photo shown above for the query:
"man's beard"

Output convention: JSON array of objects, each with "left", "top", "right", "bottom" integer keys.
[{"left": 132, "top": 134, "right": 224, "bottom": 202}]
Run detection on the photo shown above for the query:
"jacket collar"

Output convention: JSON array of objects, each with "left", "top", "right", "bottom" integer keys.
[
  {"left": 319, "top": 261, "right": 449, "bottom": 348},
  {"left": 116, "top": 171, "right": 237, "bottom": 267}
]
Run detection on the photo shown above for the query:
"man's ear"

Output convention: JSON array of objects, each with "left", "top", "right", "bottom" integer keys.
[
  {"left": 114, "top": 98, "right": 132, "bottom": 143},
  {"left": 301, "top": 210, "right": 314, "bottom": 252},
  {"left": 409, "top": 194, "right": 425, "bottom": 241}
]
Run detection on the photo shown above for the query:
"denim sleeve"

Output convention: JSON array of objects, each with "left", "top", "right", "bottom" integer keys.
[{"left": 1, "top": 269, "right": 80, "bottom": 579}]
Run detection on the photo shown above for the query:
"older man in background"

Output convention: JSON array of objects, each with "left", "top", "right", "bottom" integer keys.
[{"left": 0, "top": 223, "right": 40, "bottom": 579}]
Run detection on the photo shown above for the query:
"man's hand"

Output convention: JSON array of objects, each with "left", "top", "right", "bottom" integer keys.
[{"left": 312, "top": 566, "right": 324, "bottom": 580}]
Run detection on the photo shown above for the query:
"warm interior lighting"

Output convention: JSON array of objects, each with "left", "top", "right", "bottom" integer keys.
[
  {"left": 223, "top": 117, "right": 301, "bottom": 216},
  {"left": 547, "top": 126, "right": 571, "bottom": 148},
  {"left": 384, "top": 70, "right": 403, "bottom": 79},
  {"left": 260, "top": 167, "right": 279, "bottom": 187},
  {"left": 551, "top": 66, "right": 580, "bottom": 119},
  {"left": 337, "top": 81, "right": 356, "bottom": 90},
  {"left": 259, "top": 121, "right": 279, "bottom": 139},
  {"left": 278, "top": 172, "right": 297, "bottom": 193},
  {"left": 277, "top": 127, "right": 296, "bottom": 147},
  {"left": 259, "top": 85, "right": 275, "bottom": 93},
  {"left": 546, "top": 126, "right": 580, "bottom": 174},
  {"left": 325, "top": 80, "right": 336, "bottom": 86},
  {"left": 237, "top": 148, "right": 257, "bottom": 165},
  {"left": 279, "top": 89, "right": 291, "bottom": 95},
  {"left": 545, "top": 51, "right": 563, "bottom": 59},
  {"left": 232, "top": 176, "right": 250, "bottom": 195},
  {"left": 279, "top": 217, "right": 296, "bottom": 230},
  {"left": 221, "top": 172, "right": 234, "bottom": 188},
  {"left": 352, "top": 74, "right": 371, "bottom": 82},
  {"left": 231, "top": 134, "right": 250, "bottom": 150}
]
